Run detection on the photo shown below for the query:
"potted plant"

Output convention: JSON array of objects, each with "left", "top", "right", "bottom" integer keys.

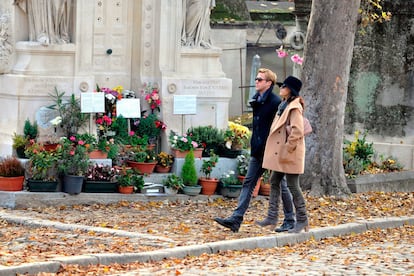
[
  {"left": 169, "top": 130, "right": 203, "bottom": 158},
  {"left": 162, "top": 174, "right": 184, "bottom": 195},
  {"left": 221, "top": 121, "right": 251, "bottom": 158},
  {"left": 47, "top": 87, "right": 89, "bottom": 138},
  {"left": 186, "top": 126, "right": 224, "bottom": 157},
  {"left": 126, "top": 148, "right": 157, "bottom": 175},
  {"left": 155, "top": 151, "right": 174, "bottom": 173},
  {"left": 219, "top": 170, "right": 242, "bottom": 198},
  {"left": 181, "top": 150, "right": 201, "bottom": 195},
  {"left": 57, "top": 136, "right": 91, "bottom": 195},
  {"left": 12, "top": 133, "right": 29, "bottom": 159},
  {"left": 133, "top": 113, "right": 166, "bottom": 146},
  {"left": 24, "top": 141, "right": 61, "bottom": 192},
  {"left": 259, "top": 169, "right": 271, "bottom": 196},
  {"left": 23, "top": 118, "right": 38, "bottom": 140},
  {"left": 199, "top": 149, "right": 219, "bottom": 195},
  {"left": 116, "top": 167, "right": 144, "bottom": 194},
  {"left": 236, "top": 152, "right": 260, "bottom": 197},
  {"left": 0, "top": 156, "right": 25, "bottom": 191},
  {"left": 84, "top": 164, "right": 119, "bottom": 193}
]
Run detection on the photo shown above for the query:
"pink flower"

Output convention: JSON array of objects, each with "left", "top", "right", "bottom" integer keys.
[
  {"left": 129, "top": 131, "right": 135, "bottom": 136},
  {"left": 191, "top": 141, "right": 198, "bottom": 148},
  {"left": 291, "top": 54, "right": 303, "bottom": 65},
  {"left": 70, "top": 150, "right": 75, "bottom": 156},
  {"left": 69, "top": 136, "right": 76, "bottom": 141},
  {"left": 277, "top": 49, "right": 288, "bottom": 58},
  {"left": 78, "top": 140, "right": 85, "bottom": 145}
]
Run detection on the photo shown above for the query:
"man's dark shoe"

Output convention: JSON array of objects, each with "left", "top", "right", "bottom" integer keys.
[
  {"left": 275, "top": 221, "right": 295, "bottom": 232},
  {"left": 214, "top": 217, "right": 240, "bottom": 233}
]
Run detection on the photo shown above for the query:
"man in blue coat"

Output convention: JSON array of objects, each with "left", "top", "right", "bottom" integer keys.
[{"left": 214, "top": 68, "right": 295, "bottom": 232}]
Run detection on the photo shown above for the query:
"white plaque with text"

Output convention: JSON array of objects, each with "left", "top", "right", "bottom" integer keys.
[
  {"left": 81, "top": 92, "right": 105, "bottom": 113},
  {"left": 173, "top": 95, "right": 197, "bottom": 114},
  {"left": 117, "top": 99, "right": 141, "bottom": 118}
]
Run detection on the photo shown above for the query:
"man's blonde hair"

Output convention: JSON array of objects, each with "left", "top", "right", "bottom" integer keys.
[{"left": 258, "top": 68, "right": 277, "bottom": 85}]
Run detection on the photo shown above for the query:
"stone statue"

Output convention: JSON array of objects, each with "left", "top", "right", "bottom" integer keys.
[
  {"left": 0, "top": 14, "right": 13, "bottom": 73},
  {"left": 14, "top": 0, "right": 73, "bottom": 45},
  {"left": 181, "top": 0, "right": 215, "bottom": 49}
]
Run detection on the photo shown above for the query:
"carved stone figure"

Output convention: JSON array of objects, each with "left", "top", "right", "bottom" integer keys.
[
  {"left": 181, "top": 0, "right": 215, "bottom": 48},
  {"left": 14, "top": 0, "right": 73, "bottom": 45},
  {"left": 0, "top": 14, "right": 13, "bottom": 74}
]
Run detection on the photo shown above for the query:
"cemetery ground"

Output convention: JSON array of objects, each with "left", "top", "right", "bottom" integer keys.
[{"left": 0, "top": 191, "right": 413, "bottom": 275}]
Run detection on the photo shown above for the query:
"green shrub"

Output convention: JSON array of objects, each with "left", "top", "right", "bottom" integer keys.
[
  {"left": 24, "top": 119, "right": 38, "bottom": 140},
  {"left": 343, "top": 130, "right": 374, "bottom": 171},
  {"left": 181, "top": 150, "right": 198, "bottom": 186}
]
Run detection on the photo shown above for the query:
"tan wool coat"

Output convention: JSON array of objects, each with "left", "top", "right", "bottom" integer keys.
[{"left": 262, "top": 98, "right": 306, "bottom": 174}]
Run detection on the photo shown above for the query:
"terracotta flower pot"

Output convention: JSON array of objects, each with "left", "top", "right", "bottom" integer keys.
[
  {"left": 259, "top": 181, "right": 271, "bottom": 196},
  {"left": 155, "top": 165, "right": 171, "bottom": 173},
  {"left": 127, "top": 161, "right": 156, "bottom": 175},
  {"left": 199, "top": 177, "right": 219, "bottom": 195},
  {"left": 88, "top": 150, "right": 108, "bottom": 159},
  {"left": 118, "top": 185, "right": 134, "bottom": 194},
  {"left": 0, "top": 176, "right": 24, "bottom": 191},
  {"left": 171, "top": 148, "right": 203, "bottom": 158}
]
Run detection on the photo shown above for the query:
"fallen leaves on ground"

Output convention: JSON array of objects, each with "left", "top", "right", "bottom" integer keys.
[{"left": 0, "top": 191, "right": 413, "bottom": 273}]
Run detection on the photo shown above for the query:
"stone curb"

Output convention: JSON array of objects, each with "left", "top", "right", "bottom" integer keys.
[{"left": 0, "top": 216, "right": 413, "bottom": 276}]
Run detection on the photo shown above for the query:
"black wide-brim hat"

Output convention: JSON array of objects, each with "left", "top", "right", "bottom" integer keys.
[{"left": 277, "top": 76, "right": 302, "bottom": 96}]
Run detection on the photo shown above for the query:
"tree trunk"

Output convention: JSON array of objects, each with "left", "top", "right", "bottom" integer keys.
[{"left": 300, "top": 0, "right": 361, "bottom": 196}]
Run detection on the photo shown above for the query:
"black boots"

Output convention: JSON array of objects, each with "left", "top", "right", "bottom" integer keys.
[
  {"left": 275, "top": 221, "right": 295, "bottom": 232},
  {"left": 214, "top": 217, "right": 241, "bottom": 233}
]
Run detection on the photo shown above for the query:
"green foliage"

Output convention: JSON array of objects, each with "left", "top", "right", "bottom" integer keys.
[
  {"left": 343, "top": 130, "right": 374, "bottom": 169},
  {"left": 48, "top": 88, "right": 89, "bottom": 137},
  {"left": 359, "top": 0, "right": 392, "bottom": 33},
  {"left": 200, "top": 149, "right": 219, "bottom": 179},
  {"left": 57, "top": 137, "right": 91, "bottom": 176},
  {"left": 134, "top": 113, "right": 163, "bottom": 140},
  {"left": 0, "top": 156, "right": 25, "bottom": 177},
  {"left": 169, "top": 130, "right": 199, "bottom": 151},
  {"left": 110, "top": 115, "right": 129, "bottom": 142},
  {"left": 75, "top": 133, "right": 97, "bottom": 151},
  {"left": 23, "top": 119, "right": 38, "bottom": 140},
  {"left": 236, "top": 153, "right": 250, "bottom": 176},
  {"left": 12, "top": 133, "right": 28, "bottom": 149},
  {"left": 131, "top": 149, "right": 157, "bottom": 163},
  {"left": 220, "top": 170, "right": 240, "bottom": 187},
  {"left": 117, "top": 168, "right": 144, "bottom": 191},
  {"left": 181, "top": 150, "right": 198, "bottom": 186},
  {"left": 262, "top": 169, "right": 271, "bottom": 184},
  {"left": 186, "top": 126, "right": 224, "bottom": 154},
  {"left": 163, "top": 174, "right": 184, "bottom": 191},
  {"left": 25, "top": 142, "right": 61, "bottom": 181},
  {"left": 377, "top": 155, "right": 404, "bottom": 172},
  {"left": 343, "top": 151, "right": 365, "bottom": 177}
]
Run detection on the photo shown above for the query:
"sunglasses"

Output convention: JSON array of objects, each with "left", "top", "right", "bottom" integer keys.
[
  {"left": 280, "top": 84, "right": 287, "bottom": 88},
  {"left": 255, "top": 77, "right": 266, "bottom": 82}
]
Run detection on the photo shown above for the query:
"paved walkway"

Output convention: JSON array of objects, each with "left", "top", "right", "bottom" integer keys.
[{"left": 0, "top": 211, "right": 413, "bottom": 275}]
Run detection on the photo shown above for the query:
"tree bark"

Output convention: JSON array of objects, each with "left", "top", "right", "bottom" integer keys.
[{"left": 300, "top": 0, "right": 361, "bottom": 196}]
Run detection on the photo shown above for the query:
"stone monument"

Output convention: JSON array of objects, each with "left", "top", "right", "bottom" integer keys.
[{"left": 0, "top": 0, "right": 232, "bottom": 155}]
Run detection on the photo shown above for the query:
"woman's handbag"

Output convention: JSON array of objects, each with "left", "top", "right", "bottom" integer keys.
[{"left": 286, "top": 117, "right": 312, "bottom": 136}]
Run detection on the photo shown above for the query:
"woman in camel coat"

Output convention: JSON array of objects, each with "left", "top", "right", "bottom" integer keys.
[{"left": 262, "top": 76, "right": 309, "bottom": 233}]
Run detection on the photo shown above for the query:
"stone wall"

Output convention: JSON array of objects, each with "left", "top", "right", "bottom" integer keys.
[
  {"left": 347, "top": 0, "right": 414, "bottom": 139},
  {"left": 346, "top": 0, "right": 414, "bottom": 168}
]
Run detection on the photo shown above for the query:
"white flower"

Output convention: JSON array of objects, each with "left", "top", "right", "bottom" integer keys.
[
  {"left": 225, "top": 140, "right": 232, "bottom": 149},
  {"left": 105, "top": 93, "right": 116, "bottom": 103},
  {"left": 50, "top": 116, "right": 62, "bottom": 126}
]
